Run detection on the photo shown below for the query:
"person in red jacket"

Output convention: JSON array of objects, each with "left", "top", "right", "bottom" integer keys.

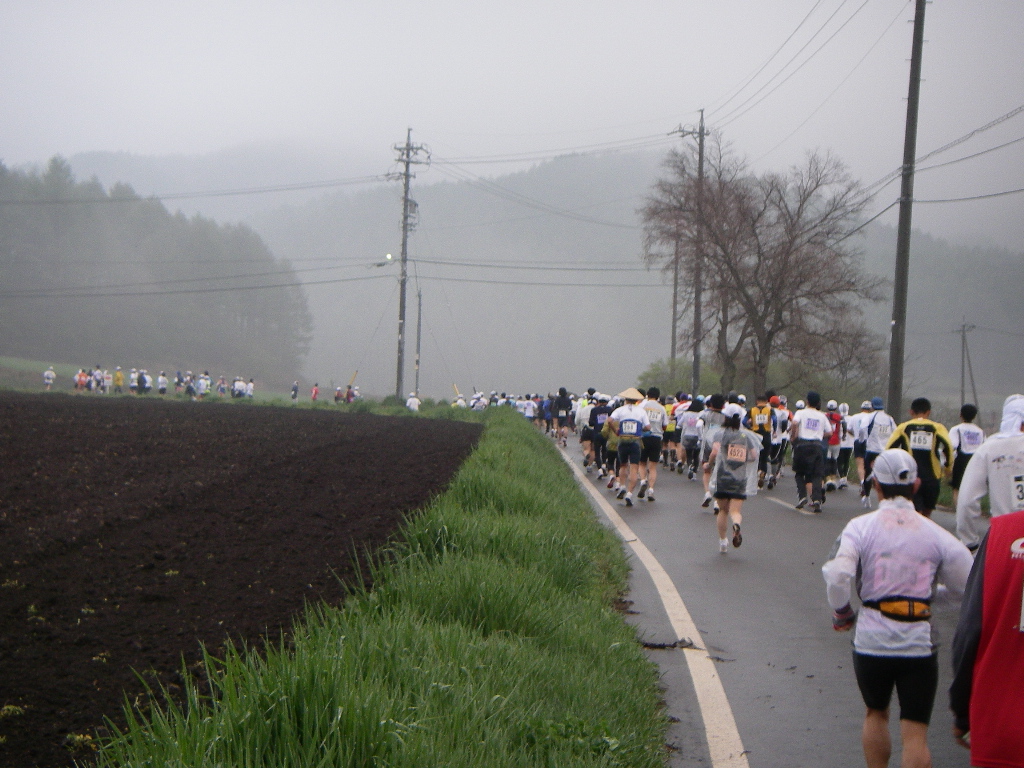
[{"left": 950, "top": 508, "right": 1024, "bottom": 767}]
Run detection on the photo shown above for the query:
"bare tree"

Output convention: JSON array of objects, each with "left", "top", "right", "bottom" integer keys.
[{"left": 642, "top": 139, "right": 883, "bottom": 394}]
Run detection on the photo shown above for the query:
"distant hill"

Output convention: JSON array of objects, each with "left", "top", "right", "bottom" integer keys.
[{"left": 65, "top": 147, "right": 1023, "bottom": 410}]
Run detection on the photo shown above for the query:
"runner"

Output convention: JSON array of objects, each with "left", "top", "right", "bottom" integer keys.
[
  {"left": 552, "top": 387, "right": 573, "bottom": 447},
  {"left": 858, "top": 397, "right": 897, "bottom": 509},
  {"left": 576, "top": 393, "right": 596, "bottom": 471},
  {"left": 638, "top": 387, "right": 668, "bottom": 502},
  {"left": 745, "top": 393, "right": 775, "bottom": 489},
  {"left": 849, "top": 400, "right": 873, "bottom": 489},
  {"left": 706, "top": 410, "right": 762, "bottom": 553},
  {"left": 950, "top": 507, "right": 1024, "bottom": 766},
  {"left": 43, "top": 366, "right": 56, "bottom": 390},
  {"left": 822, "top": 449, "right": 973, "bottom": 768},
  {"left": 823, "top": 400, "right": 845, "bottom": 492},
  {"left": 607, "top": 388, "right": 650, "bottom": 507},
  {"left": 886, "top": 397, "right": 953, "bottom": 517},
  {"left": 790, "top": 391, "right": 833, "bottom": 512},
  {"left": 955, "top": 393, "right": 1024, "bottom": 552},
  {"left": 769, "top": 395, "right": 792, "bottom": 485},
  {"left": 946, "top": 403, "right": 985, "bottom": 509},
  {"left": 405, "top": 392, "right": 421, "bottom": 412},
  {"left": 699, "top": 394, "right": 727, "bottom": 510},
  {"left": 836, "top": 403, "right": 855, "bottom": 489},
  {"left": 589, "top": 394, "right": 614, "bottom": 480},
  {"left": 676, "top": 398, "right": 705, "bottom": 480}
]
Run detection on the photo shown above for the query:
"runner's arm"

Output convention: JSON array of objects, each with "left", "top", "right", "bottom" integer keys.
[
  {"left": 950, "top": 533, "right": 987, "bottom": 734},
  {"left": 955, "top": 451, "right": 989, "bottom": 550}
]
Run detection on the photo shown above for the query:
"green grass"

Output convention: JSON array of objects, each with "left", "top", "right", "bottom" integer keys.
[{"left": 94, "top": 408, "right": 666, "bottom": 768}]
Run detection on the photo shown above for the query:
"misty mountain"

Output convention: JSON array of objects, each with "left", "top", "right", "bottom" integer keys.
[{"left": 63, "top": 147, "right": 1022, "bottom": 408}]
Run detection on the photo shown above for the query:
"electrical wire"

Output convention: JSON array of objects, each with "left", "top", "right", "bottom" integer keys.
[
  {"left": 718, "top": 0, "right": 871, "bottom": 129},
  {"left": 409, "top": 274, "right": 664, "bottom": 289},
  {"left": 430, "top": 134, "right": 675, "bottom": 166},
  {"left": 0, "top": 174, "right": 394, "bottom": 207},
  {"left": 706, "top": 0, "right": 827, "bottom": 116},
  {"left": 916, "top": 134, "right": 1024, "bottom": 173},
  {"left": 754, "top": 1, "right": 911, "bottom": 163},
  {"left": 915, "top": 186, "right": 1024, "bottom": 203}
]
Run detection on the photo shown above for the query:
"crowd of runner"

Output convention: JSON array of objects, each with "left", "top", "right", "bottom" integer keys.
[
  {"left": 46, "top": 365, "right": 258, "bottom": 399},
  {"left": 501, "top": 384, "right": 1021, "bottom": 768}
]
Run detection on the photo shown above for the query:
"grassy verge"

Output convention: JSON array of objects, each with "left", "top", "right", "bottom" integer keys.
[{"left": 95, "top": 408, "right": 667, "bottom": 768}]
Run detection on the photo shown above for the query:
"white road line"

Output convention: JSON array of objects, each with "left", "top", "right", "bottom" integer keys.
[
  {"left": 764, "top": 496, "right": 818, "bottom": 516},
  {"left": 563, "top": 454, "right": 750, "bottom": 768}
]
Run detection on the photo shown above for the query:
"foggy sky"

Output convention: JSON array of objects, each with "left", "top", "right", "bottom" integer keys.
[{"left": 2, "top": 1, "right": 1022, "bottom": 249}]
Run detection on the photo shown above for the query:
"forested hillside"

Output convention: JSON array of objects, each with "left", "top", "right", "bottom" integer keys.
[{"left": 0, "top": 158, "right": 311, "bottom": 386}]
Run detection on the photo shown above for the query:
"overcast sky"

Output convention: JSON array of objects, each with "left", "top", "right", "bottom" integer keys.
[{"left": 2, "top": 1, "right": 1022, "bottom": 250}]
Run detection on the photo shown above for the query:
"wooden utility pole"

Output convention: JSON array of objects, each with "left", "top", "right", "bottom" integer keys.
[
  {"left": 393, "top": 129, "right": 429, "bottom": 399},
  {"left": 670, "top": 110, "right": 708, "bottom": 396},
  {"left": 887, "top": 0, "right": 927, "bottom": 416}
]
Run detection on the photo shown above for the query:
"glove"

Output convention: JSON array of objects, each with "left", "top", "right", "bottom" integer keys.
[{"left": 832, "top": 604, "right": 856, "bottom": 632}]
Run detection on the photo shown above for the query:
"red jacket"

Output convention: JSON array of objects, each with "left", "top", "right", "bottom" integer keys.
[{"left": 951, "top": 510, "right": 1024, "bottom": 767}]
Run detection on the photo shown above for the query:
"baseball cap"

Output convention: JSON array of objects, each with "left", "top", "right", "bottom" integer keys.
[
  {"left": 871, "top": 397, "right": 885, "bottom": 410},
  {"left": 870, "top": 449, "right": 918, "bottom": 485},
  {"left": 861, "top": 400, "right": 872, "bottom": 410}
]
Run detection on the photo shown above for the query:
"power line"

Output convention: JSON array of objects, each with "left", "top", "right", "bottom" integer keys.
[
  {"left": 716, "top": 0, "right": 870, "bottom": 128},
  {"left": 916, "top": 134, "right": 1024, "bottom": 173},
  {"left": 754, "top": 1, "right": 911, "bottom": 162},
  {"left": 915, "top": 186, "right": 1024, "bottom": 203},
  {"left": 430, "top": 134, "right": 675, "bottom": 165},
  {"left": 410, "top": 257, "right": 648, "bottom": 273},
  {"left": 411, "top": 274, "right": 664, "bottom": 289},
  {"left": 0, "top": 174, "right": 394, "bottom": 207},
  {"left": 706, "top": 0, "right": 827, "bottom": 116}
]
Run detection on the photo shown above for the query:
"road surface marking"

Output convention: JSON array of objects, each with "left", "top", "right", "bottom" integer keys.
[
  {"left": 765, "top": 496, "right": 817, "bottom": 516},
  {"left": 563, "top": 455, "right": 750, "bottom": 768}
]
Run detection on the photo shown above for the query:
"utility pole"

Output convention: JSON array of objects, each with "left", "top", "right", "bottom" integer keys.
[
  {"left": 959, "top": 318, "right": 980, "bottom": 415},
  {"left": 671, "top": 109, "right": 708, "bottom": 396},
  {"left": 887, "top": 0, "right": 927, "bottom": 417},
  {"left": 393, "top": 128, "right": 429, "bottom": 399},
  {"left": 414, "top": 288, "right": 422, "bottom": 396},
  {"left": 669, "top": 234, "right": 680, "bottom": 386}
]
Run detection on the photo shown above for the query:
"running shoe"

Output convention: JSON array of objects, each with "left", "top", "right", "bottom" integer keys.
[
  {"left": 861, "top": 494, "right": 871, "bottom": 509},
  {"left": 638, "top": 479, "right": 649, "bottom": 499},
  {"left": 766, "top": 475, "right": 776, "bottom": 490},
  {"left": 624, "top": 493, "right": 633, "bottom": 507},
  {"left": 606, "top": 476, "right": 616, "bottom": 489},
  {"left": 646, "top": 491, "right": 655, "bottom": 502},
  {"left": 795, "top": 497, "right": 808, "bottom": 510},
  {"left": 597, "top": 469, "right": 606, "bottom": 479},
  {"left": 719, "top": 540, "right": 729, "bottom": 554},
  {"left": 713, "top": 502, "right": 720, "bottom": 514},
  {"left": 676, "top": 461, "right": 684, "bottom": 474},
  {"left": 616, "top": 487, "right": 627, "bottom": 500},
  {"left": 732, "top": 523, "right": 742, "bottom": 548},
  {"left": 811, "top": 501, "right": 821, "bottom": 514},
  {"left": 757, "top": 475, "right": 765, "bottom": 489},
  {"left": 687, "top": 468, "right": 695, "bottom": 480},
  {"left": 825, "top": 480, "right": 837, "bottom": 492},
  {"left": 701, "top": 492, "right": 713, "bottom": 508},
  {"left": 838, "top": 478, "right": 848, "bottom": 489}
]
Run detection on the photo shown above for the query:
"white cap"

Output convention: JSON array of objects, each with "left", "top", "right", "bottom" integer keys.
[{"left": 870, "top": 449, "right": 918, "bottom": 485}]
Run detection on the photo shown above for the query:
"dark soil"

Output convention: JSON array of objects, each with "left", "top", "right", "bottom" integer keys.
[{"left": 0, "top": 391, "right": 483, "bottom": 768}]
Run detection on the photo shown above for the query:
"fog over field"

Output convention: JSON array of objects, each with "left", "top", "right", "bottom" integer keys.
[{"left": 2, "top": 2, "right": 1021, "bottom": 403}]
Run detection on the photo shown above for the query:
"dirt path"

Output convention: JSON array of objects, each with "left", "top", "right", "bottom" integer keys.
[{"left": 0, "top": 392, "right": 482, "bottom": 768}]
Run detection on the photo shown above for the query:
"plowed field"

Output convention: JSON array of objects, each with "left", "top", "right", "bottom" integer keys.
[{"left": 0, "top": 392, "right": 482, "bottom": 768}]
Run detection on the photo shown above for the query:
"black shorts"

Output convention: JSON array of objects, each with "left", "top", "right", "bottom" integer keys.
[
  {"left": 664, "top": 431, "right": 680, "bottom": 444},
  {"left": 617, "top": 441, "right": 642, "bottom": 465},
  {"left": 853, "top": 440, "right": 867, "bottom": 459},
  {"left": 949, "top": 452, "right": 974, "bottom": 490},
  {"left": 580, "top": 426, "right": 595, "bottom": 442},
  {"left": 556, "top": 416, "right": 568, "bottom": 428},
  {"left": 852, "top": 652, "right": 938, "bottom": 724},
  {"left": 914, "top": 478, "right": 941, "bottom": 512},
  {"left": 640, "top": 436, "right": 663, "bottom": 463},
  {"left": 714, "top": 491, "right": 747, "bottom": 501}
]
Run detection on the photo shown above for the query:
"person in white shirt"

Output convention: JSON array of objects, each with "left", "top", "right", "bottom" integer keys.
[
  {"left": 858, "top": 397, "right": 898, "bottom": 508},
  {"left": 955, "top": 394, "right": 1024, "bottom": 551},
  {"left": 156, "top": 372, "right": 168, "bottom": 395},
  {"left": 638, "top": 387, "right": 669, "bottom": 502},
  {"left": 847, "top": 401, "right": 873, "bottom": 488},
  {"left": 946, "top": 403, "right": 985, "bottom": 509},
  {"left": 406, "top": 392, "right": 421, "bottom": 412},
  {"left": 837, "top": 403, "right": 855, "bottom": 489},
  {"left": 823, "top": 449, "right": 973, "bottom": 768},
  {"left": 790, "top": 391, "right": 833, "bottom": 512},
  {"left": 608, "top": 388, "right": 651, "bottom": 507},
  {"left": 43, "top": 366, "right": 56, "bottom": 390}
]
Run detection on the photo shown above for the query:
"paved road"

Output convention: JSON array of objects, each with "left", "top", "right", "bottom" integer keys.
[{"left": 567, "top": 450, "right": 975, "bottom": 768}]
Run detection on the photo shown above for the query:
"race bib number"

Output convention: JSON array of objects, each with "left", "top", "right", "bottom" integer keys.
[
  {"left": 596, "top": 413, "right": 608, "bottom": 425},
  {"left": 804, "top": 417, "right": 821, "bottom": 431},
  {"left": 1014, "top": 475, "right": 1024, "bottom": 512},
  {"left": 909, "top": 430, "right": 934, "bottom": 451},
  {"left": 876, "top": 422, "right": 892, "bottom": 438},
  {"left": 755, "top": 414, "right": 769, "bottom": 425},
  {"left": 620, "top": 420, "right": 640, "bottom": 436},
  {"left": 964, "top": 431, "right": 983, "bottom": 449},
  {"left": 558, "top": 410, "right": 567, "bottom": 418},
  {"left": 726, "top": 444, "right": 747, "bottom": 462}
]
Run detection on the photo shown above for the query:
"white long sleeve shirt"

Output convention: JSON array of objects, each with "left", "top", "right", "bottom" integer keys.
[
  {"left": 955, "top": 432, "right": 1024, "bottom": 550},
  {"left": 823, "top": 496, "right": 973, "bottom": 657}
]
